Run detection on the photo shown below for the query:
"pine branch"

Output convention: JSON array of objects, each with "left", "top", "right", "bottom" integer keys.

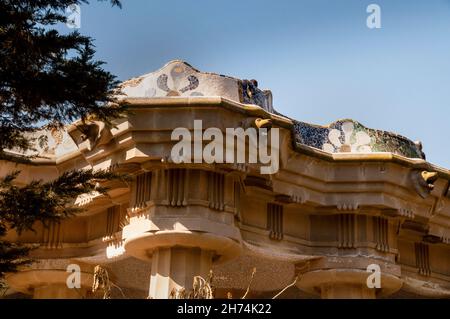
[
  {"left": 0, "top": 240, "right": 35, "bottom": 278},
  {"left": 0, "top": 0, "right": 126, "bottom": 154},
  {"left": 0, "top": 169, "right": 127, "bottom": 279},
  {"left": 0, "top": 169, "right": 126, "bottom": 234},
  {"left": 0, "top": 0, "right": 125, "bottom": 283}
]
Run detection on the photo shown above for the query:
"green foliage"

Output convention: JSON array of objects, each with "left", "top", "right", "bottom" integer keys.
[
  {"left": 0, "top": 169, "right": 121, "bottom": 235},
  {"left": 0, "top": 0, "right": 125, "bottom": 155},
  {"left": 0, "top": 169, "right": 125, "bottom": 277},
  {"left": 0, "top": 0, "right": 125, "bottom": 282}
]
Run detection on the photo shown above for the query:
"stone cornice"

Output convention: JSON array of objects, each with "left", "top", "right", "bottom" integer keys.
[{"left": 10, "top": 96, "right": 447, "bottom": 180}]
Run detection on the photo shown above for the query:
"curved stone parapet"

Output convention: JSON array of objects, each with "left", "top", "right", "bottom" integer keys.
[
  {"left": 401, "top": 276, "right": 450, "bottom": 298},
  {"left": 296, "top": 256, "right": 403, "bottom": 299},
  {"left": 119, "top": 60, "right": 273, "bottom": 112},
  {"left": 123, "top": 229, "right": 242, "bottom": 263},
  {"left": 298, "top": 269, "right": 402, "bottom": 299},
  {"left": 292, "top": 119, "right": 425, "bottom": 159},
  {"left": 5, "top": 259, "right": 95, "bottom": 298}
]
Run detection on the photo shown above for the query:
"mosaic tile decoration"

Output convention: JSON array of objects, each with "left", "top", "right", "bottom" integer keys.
[
  {"left": 291, "top": 119, "right": 425, "bottom": 159},
  {"left": 239, "top": 79, "right": 273, "bottom": 112},
  {"left": 120, "top": 60, "right": 273, "bottom": 112}
]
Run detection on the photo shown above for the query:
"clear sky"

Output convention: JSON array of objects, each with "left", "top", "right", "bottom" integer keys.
[{"left": 74, "top": 0, "right": 450, "bottom": 168}]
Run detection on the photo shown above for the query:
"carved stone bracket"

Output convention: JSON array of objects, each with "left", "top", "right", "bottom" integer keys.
[
  {"left": 73, "top": 121, "right": 114, "bottom": 152},
  {"left": 239, "top": 117, "right": 272, "bottom": 130},
  {"left": 244, "top": 175, "right": 273, "bottom": 191},
  {"left": 410, "top": 170, "right": 438, "bottom": 198}
]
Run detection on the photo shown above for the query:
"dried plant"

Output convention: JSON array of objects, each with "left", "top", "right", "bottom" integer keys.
[
  {"left": 169, "top": 287, "right": 187, "bottom": 299},
  {"left": 272, "top": 275, "right": 299, "bottom": 299},
  {"left": 169, "top": 270, "right": 214, "bottom": 299},
  {"left": 0, "top": 280, "right": 8, "bottom": 297},
  {"left": 191, "top": 274, "right": 214, "bottom": 299},
  {"left": 91, "top": 265, "right": 127, "bottom": 299},
  {"left": 163, "top": 267, "right": 301, "bottom": 300},
  {"left": 241, "top": 267, "right": 256, "bottom": 299},
  {"left": 92, "top": 265, "right": 111, "bottom": 299}
]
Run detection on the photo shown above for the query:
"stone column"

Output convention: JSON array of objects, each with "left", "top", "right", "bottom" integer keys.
[
  {"left": 123, "top": 229, "right": 241, "bottom": 299},
  {"left": 149, "top": 247, "right": 213, "bottom": 299},
  {"left": 122, "top": 169, "right": 243, "bottom": 299}
]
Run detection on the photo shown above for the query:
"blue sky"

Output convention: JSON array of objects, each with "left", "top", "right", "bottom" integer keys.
[{"left": 74, "top": 0, "right": 450, "bottom": 168}]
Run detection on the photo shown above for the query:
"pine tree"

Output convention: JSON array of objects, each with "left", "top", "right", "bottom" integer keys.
[{"left": 0, "top": 0, "right": 126, "bottom": 287}]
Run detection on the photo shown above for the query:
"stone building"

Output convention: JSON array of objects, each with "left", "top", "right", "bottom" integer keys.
[{"left": 2, "top": 60, "right": 450, "bottom": 299}]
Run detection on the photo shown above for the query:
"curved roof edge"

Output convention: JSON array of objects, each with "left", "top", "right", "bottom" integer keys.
[{"left": 118, "top": 60, "right": 426, "bottom": 161}]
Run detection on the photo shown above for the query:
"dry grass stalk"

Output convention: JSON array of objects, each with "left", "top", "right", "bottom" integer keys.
[
  {"left": 241, "top": 267, "right": 256, "bottom": 299},
  {"left": 169, "top": 269, "right": 215, "bottom": 299},
  {"left": 92, "top": 265, "right": 111, "bottom": 299},
  {"left": 272, "top": 275, "right": 299, "bottom": 299}
]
